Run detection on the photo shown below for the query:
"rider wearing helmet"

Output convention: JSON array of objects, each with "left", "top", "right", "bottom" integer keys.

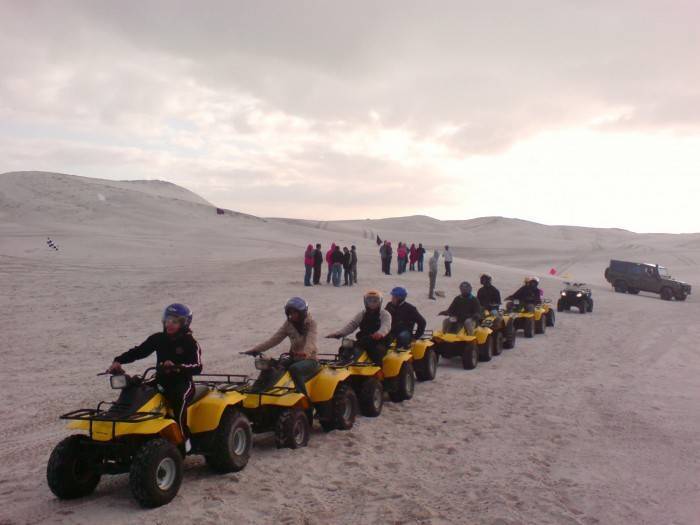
[
  {"left": 107, "top": 303, "right": 202, "bottom": 450},
  {"left": 439, "top": 281, "right": 482, "bottom": 334},
  {"left": 326, "top": 290, "right": 392, "bottom": 364},
  {"left": 506, "top": 277, "right": 542, "bottom": 310},
  {"left": 243, "top": 297, "right": 319, "bottom": 397},
  {"left": 477, "top": 274, "right": 502, "bottom": 311},
  {"left": 385, "top": 286, "right": 426, "bottom": 348}
]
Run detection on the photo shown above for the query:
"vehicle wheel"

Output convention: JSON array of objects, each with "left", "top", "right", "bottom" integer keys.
[
  {"left": 320, "top": 382, "right": 358, "bottom": 432},
  {"left": 660, "top": 287, "right": 673, "bottom": 301},
  {"left": 389, "top": 362, "right": 416, "bottom": 402},
  {"left": 358, "top": 377, "right": 383, "bottom": 417},
  {"left": 579, "top": 301, "right": 587, "bottom": 314},
  {"left": 415, "top": 347, "right": 438, "bottom": 381},
  {"left": 557, "top": 300, "right": 564, "bottom": 312},
  {"left": 275, "top": 409, "right": 310, "bottom": 449},
  {"left": 614, "top": 281, "right": 628, "bottom": 293},
  {"left": 524, "top": 318, "right": 535, "bottom": 338},
  {"left": 503, "top": 321, "right": 516, "bottom": 349},
  {"left": 205, "top": 409, "right": 252, "bottom": 473},
  {"left": 478, "top": 335, "right": 492, "bottom": 362},
  {"left": 587, "top": 299, "right": 594, "bottom": 312},
  {"left": 461, "top": 342, "right": 479, "bottom": 370},
  {"left": 491, "top": 331, "right": 504, "bottom": 356},
  {"left": 546, "top": 309, "right": 556, "bottom": 327},
  {"left": 47, "top": 435, "right": 101, "bottom": 500},
  {"left": 129, "top": 438, "right": 183, "bottom": 508},
  {"left": 675, "top": 292, "right": 687, "bottom": 301},
  {"left": 628, "top": 287, "right": 640, "bottom": 295},
  {"left": 535, "top": 316, "right": 546, "bottom": 334}
]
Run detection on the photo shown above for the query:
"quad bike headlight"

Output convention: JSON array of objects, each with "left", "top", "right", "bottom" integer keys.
[
  {"left": 254, "top": 358, "right": 271, "bottom": 371},
  {"left": 341, "top": 338, "right": 355, "bottom": 350},
  {"left": 110, "top": 374, "right": 128, "bottom": 389},
  {"left": 561, "top": 292, "right": 567, "bottom": 296},
  {"left": 576, "top": 292, "right": 583, "bottom": 297}
]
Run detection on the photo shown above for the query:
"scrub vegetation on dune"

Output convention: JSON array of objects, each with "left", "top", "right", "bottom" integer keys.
[{"left": 1, "top": 171, "right": 700, "bottom": 524}]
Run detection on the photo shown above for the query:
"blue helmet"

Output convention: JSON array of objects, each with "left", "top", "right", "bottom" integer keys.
[
  {"left": 391, "top": 286, "right": 408, "bottom": 300},
  {"left": 162, "top": 303, "right": 193, "bottom": 330},
  {"left": 285, "top": 297, "right": 309, "bottom": 318}
]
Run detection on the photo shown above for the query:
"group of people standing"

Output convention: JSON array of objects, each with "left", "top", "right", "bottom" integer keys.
[
  {"left": 304, "top": 243, "right": 358, "bottom": 287},
  {"left": 379, "top": 241, "right": 453, "bottom": 277}
]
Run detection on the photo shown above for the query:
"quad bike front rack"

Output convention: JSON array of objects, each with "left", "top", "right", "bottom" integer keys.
[{"left": 61, "top": 401, "right": 164, "bottom": 440}]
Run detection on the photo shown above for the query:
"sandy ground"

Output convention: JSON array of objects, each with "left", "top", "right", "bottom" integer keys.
[{"left": 1, "top": 171, "right": 700, "bottom": 525}]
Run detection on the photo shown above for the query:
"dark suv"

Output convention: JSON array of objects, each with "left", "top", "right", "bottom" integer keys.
[{"left": 604, "top": 260, "right": 691, "bottom": 301}]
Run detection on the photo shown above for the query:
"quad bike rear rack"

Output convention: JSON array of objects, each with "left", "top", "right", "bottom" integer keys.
[
  {"left": 317, "top": 352, "right": 380, "bottom": 368},
  {"left": 61, "top": 401, "right": 165, "bottom": 440},
  {"left": 194, "top": 373, "right": 251, "bottom": 393}
]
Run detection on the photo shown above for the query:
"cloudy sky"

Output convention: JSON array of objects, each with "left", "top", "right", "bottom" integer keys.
[{"left": 1, "top": 0, "right": 699, "bottom": 232}]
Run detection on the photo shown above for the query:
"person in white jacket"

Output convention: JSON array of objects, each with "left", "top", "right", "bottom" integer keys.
[{"left": 443, "top": 245, "right": 453, "bottom": 277}]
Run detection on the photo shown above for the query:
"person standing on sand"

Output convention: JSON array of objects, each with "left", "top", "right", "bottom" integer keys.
[
  {"left": 379, "top": 241, "right": 388, "bottom": 274},
  {"left": 385, "top": 241, "right": 393, "bottom": 275},
  {"left": 428, "top": 249, "right": 439, "bottom": 300},
  {"left": 443, "top": 245, "right": 453, "bottom": 277},
  {"left": 304, "top": 244, "right": 314, "bottom": 286},
  {"left": 417, "top": 243, "right": 426, "bottom": 272},
  {"left": 331, "top": 245, "right": 344, "bottom": 286},
  {"left": 326, "top": 243, "right": 336, "bottom": 284},
  {"left": 409, "top": 243, "right": 417, "bottom": 271},
  {"left": 342, "top": 246, "right": 353, "bottom": 286},
  {"left": 397, "top": 243, "right": 406, "bottom": 274},
  {"left": 312, "top": 243, "right": 323, "bottom": 285},
  {"left": 350, "top": 245, "right": 358, "bottom": 284}
]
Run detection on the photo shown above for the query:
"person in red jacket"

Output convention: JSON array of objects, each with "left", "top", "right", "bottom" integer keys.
[
  {"left": 409, "top": 243, "right": 417, "bottom": 271},
  {"left": 326, "top": 243, "right": 336, "bottom": 283},
  {"left": 304, "top": 244, "right": 314, "bottom": 286}
]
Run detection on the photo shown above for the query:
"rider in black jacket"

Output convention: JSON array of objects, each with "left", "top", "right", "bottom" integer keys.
[
  {"left": 385, "top": 287, "right": 426, "bottom": 347},
  {"left": 439, "top": 282, "right": 481, "bottom": 334},
  {"left": 108, "top": 304, "right": 202, "bottom": 448},
  {"left": 477, "top": 274, "right": 502, "bottom": 310},
  {"left": 506, "top": 277, "right": 542, "bottom": 309}
]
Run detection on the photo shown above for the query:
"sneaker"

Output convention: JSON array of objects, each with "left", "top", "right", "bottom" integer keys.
[{"left": 185, "top": 439, "right": 192, "bottom": 453}]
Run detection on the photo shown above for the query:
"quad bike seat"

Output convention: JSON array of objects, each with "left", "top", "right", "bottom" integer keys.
[{"left": 188, "top": 384, "right": 210, "bottom": 405}]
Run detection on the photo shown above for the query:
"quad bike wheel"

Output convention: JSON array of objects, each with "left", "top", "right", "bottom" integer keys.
[
  {"left": 587, "top": 299, "right": 594, "bottom": 312},
  {"left": 358, "top": 377, "right": 383, "bottom": 417},
  {"left": 614, "top": 281, "right": 628, "bottom": 293},
  {"left": 546, "top": 310, "right": 556, "bottom": 327},
  {"left": 129, "top": 438, "right": 183, "bottom": 508},
  {"left": 627, "top": 287, "right": 640, "bottom": 295},
  {"left": 321, "top": 382, "right": 358, "bottom": 432},
  {"left": 557, "top": 300, "right": 564, "bottom": 312},
  {"left": 414, "top": 347, "right": 438, "bottom": 381},
  {"left": 47, "top": 435, "right": 101, "bottom": 500},
  {"left": 675, "top": 292, "right": 687, "bottom": 301},
  {"left": 389, "top": 362, "right": 415, "bottom": 402},
  {"left": 660, "top": 287, "right": 673, "bottom": 301},
  {"left": 478, "top": 335, "right": 492, "bottom": 362},
  {"left": 206, "top": 409, "right": 252, "bottom": 473},
  {"left": 275, "top": 409, "right": 310, "bottom": 449},
  {"left": 503, "top": 321, "right": 516, "bottom": 349},
  {"left": 461, "top": 341, "right": 479, "bottom": 370},
  {"left": 579, "top": 300, "right": 587, "bottom": 314},
  {"left": 524, "top": 318, "right": 535, "bottom": 338},
  {"left": 535, "top": 315, "right": 546, "bottom": 335},
  {"left": 492, "top": 331, "right": 504, "bottom": 356}
]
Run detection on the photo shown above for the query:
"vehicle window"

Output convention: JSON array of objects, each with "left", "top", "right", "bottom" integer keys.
[
  {"left": 630, "top": 266, "right": 642, "bottom": 275},
  {"left": 657, "top": 266, "right": 669, "bottom": 277}
]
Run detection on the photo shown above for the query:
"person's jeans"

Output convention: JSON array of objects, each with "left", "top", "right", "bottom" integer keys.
[
  {"left": 409, "top": 262, "right": 415, "bottom": 271},
  {"left": 344, "top": 267, "right": 353, "bottom": 286},
  {"left": 357, "top": 335, "right": 389, "bottom": 365},
  {"left": 445, "top": 261, "right": 452, "bottom": 276},
  {"left": 332, "top": 263, "right": 343, "bottom": 286},
  {"left": 394, "top": 330, "right": 413, "bottom": 348},
  {"left": 313, "top": 265, "right": 322, "bottom": 284},
  {"left": 386, "top": 256, "right": 392, "bottom": 274},
  {"left": 418, "top": 258, "right": 424, "bottom": 272},
  {"left": 326, "top": 265, "right": 332, "bottom": 283},
  {"left": 304, "top": 265, "right": 312, "bottom": 286},
  {"left": 288, "top": 359, "right": 320, "bottom": 397},
  {"left": 428, "top": 271, "right": 437, "bottom": 298},
  {"left": 351, "top": 264, "right": 357, "bottom": 283},
  {"left": 442, "top": 317, "right": 475, "bottom": 335},
  {"left": 160, "top": 378, "right": 195, "bottom": 439}
]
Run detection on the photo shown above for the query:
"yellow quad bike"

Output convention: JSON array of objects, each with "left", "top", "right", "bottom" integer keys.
[
  {"left": 506, "top": 300, "right": 548, "bottom": 337},
  {"left": 430, "top": 318, "right": 494, "bottom": 369},
  {"left": 47, "top": 368, "right": 253, "bottom": 508},
  {"left": 240, "top": 352, "right": 358, "bottom": 448},
  {"left": 481, "top": 308, "right": 516, "bottom": 351},
  {"left": 318, "top": 342, "right": 385, "bottom": 417},
  {"left": 541, "top": 300, "right": 556, "bottom": 327},
  {"left": 335, "top": 338, "right": 416, "bottom": 403},
  {"left": 403, "top": 338, "right": 438, "bottom": 382}
]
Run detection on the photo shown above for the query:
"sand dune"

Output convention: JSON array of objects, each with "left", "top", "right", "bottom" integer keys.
[{"left": 1, "top": 171, "right": 699, "bottom": 524}]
